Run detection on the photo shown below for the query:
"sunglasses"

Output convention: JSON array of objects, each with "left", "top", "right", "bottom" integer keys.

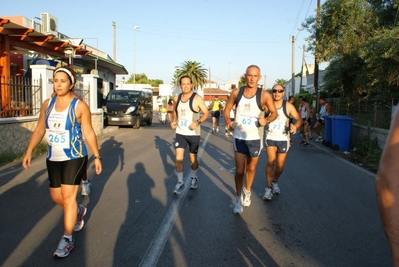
[{"left": 272, "top": 89, "right": 284, "bottom": 93}]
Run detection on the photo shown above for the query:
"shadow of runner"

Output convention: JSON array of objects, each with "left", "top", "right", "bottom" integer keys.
[
  {"left": 0, "top": 166, "right": 68, "bottom": 266},
  {"left": 113, "top": 162, "right": 166, "bottom": 266},
  {"left": 154, "top": 135, "right": 175, "bottom": 175}
]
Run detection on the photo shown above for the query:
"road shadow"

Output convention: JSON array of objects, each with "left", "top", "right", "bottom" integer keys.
[{"left": 113, "top": 162, "right": 165, "bottom": 265}]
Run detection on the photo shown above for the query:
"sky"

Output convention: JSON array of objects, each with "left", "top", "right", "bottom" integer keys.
[{"left": 4, "top": 0, "right": 323, "bottom": 88}]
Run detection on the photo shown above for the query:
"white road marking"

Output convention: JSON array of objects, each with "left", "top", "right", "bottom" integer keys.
[{"left": 139, "top": 131, "right": 210, "bottom": 267}]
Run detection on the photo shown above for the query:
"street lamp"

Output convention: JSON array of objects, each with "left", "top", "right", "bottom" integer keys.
[
  {"left": 133, "top": 25, "right": 140, "bottom": 88},
  {"left": 64, "top": 46, "right": 74, "bottom": 66}
]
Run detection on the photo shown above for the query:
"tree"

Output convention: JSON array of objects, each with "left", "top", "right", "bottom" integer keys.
[
  {"left": 238, "top": 74, "right": 246, "bottom": 88},
  {"left": 275, "top": 79, "right": 287, "bottom": 85},
  {"left": 126, "top": 73, "right": 164, "bottom": 87},
  {"left": 301, "top": 0, "right": 399, "bottom": 97},
  {"left": 173, "top": 61, "right": 208, "bottom": 90}
]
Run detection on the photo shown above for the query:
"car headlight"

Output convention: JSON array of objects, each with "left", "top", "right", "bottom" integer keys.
[{"left": 126, "top": 106, "right": 136, "bottom": 114}]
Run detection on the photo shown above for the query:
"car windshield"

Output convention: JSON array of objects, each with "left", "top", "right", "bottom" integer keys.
[{"left": 107, "top": 91, "right": 140, "bottom": 103}]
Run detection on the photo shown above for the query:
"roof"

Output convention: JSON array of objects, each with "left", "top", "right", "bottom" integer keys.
[
  {"left": 204, "top": 88, "right": 231, "bottom": 95},
  {"left": 0, "top": 16, "right": 128, "bottom": 75}
]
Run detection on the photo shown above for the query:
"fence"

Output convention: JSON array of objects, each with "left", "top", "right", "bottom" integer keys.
[
  {"left": 74, "top": 80, "right": 90, "bottom": 104},
  {"left": 0, "top": 76, "right": 90, "bottom": 119},
  {"left": 0, "top": 76, "right": 42, "bottom": 118},
  {"left": 327, "top": 93, "right": 399, "bottom": 130}
]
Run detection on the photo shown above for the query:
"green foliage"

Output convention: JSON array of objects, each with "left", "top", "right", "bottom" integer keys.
[
  {"left": 173, "top": 61, "right": 208, "bottom": 90},
  {"left": 355, "top": 124, "right": 382, "bottom": 166},
  {"left": 275, "top": 79, "right": 287, "bottom": 86},
  {"left": 126, "top": 73, "right": 164, "bottom": 87},
  {"left": 238, "top": 74, "right": 246, "bottom": 88},
  {"left": 0, "top": 142, "right": 48, "bottom": 167},
  {"left": 301, "top": 0, "right": 399, "bottom": 97}
]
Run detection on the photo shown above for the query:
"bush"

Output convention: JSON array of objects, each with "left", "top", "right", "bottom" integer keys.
[{"left": 356, "top": 125, "right": 382, "bottom": 167}]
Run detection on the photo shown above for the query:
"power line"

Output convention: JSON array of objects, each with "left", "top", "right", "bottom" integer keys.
[
  {"left": 117, "top": 26, "right": 290, "bottom": 44},
  {"left": 290, "top": 0, "right": 307, "bottom": 36}
]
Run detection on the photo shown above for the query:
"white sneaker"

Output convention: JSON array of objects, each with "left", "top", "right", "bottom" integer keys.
[
  {"left": 216, "top": 128, "right": 219, "bottom": 133},
  {"left": 272, "top": 182, "right": 281, "bottom": 194},
  {"left": 242, "top": 188, "right": 251, "bottom": 207},
  {"left": 53, "top": 236, "right": 74, "bottom": 257},
  {"left": 229, "top": 131, "right": 233, "bottom": 136},
  {"left": 233, "top": 196, "right": 243, "bottom": 214},
  {"left": 190, "top": 177, "right": 198, "bottom": 189},
  {"left": 263, "top": 187, "right": 273, "bottom": 200},
  {"left": 173, "top": 182, "right": 184, "bottom": 194},
  {"left": 81, "top": 180, "right": 91, "bottom": 196},
  {"left": 316, "top": 136, "right": 324, "bottom": 142}
]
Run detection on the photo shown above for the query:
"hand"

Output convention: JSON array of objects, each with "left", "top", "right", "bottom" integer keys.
[
  {"left": 21, "top": 155, "right": 31, "bottom": 170},
  {"left": 290, "top": 124, "right": 297, "bottom": 134},
  {"left": 188, "top": 121, "right": 198, "bottom": 130},
  {"left": 258, "top": 116, "right": 268, "bottom": 127},
  {"left": 170, "top": 121, "right": 177, "bottom": 130},
  {"left": 94, "top": 160, "right": 102, "bottom": 175},
  {"left": 227, "top": 121, "right": 236, "bottom": 131}
]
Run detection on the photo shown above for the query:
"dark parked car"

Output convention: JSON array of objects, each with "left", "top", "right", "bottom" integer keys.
[{"left": 103, "top": 89, "right": 153, "bottom": 129}]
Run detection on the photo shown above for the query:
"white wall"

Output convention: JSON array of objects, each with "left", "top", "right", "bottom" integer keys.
[{"left": 284, "top": 77, "right": 303, "bottom": 96}]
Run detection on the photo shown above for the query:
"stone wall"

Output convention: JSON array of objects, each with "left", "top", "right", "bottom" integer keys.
[
  {"left": 0, "top": 111, "right": 104, "bottom": 157},
  {"left": 351, "top": 123, "right": 389, "bottom": 150}
]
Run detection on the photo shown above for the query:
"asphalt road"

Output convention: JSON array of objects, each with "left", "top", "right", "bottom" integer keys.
[{"left": 0, "top": 115, "right": 392, "bottom": 267}]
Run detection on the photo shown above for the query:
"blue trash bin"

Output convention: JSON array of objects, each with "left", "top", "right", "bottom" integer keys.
[
  {"left": 323, "top": 116, "right": 332, "bottom": 147},
  {"left": 331, "top": 115, "right": 354, "bottom": 151}
]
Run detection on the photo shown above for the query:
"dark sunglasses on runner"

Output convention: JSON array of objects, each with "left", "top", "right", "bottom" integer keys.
[{"left": 272, "top": 89, "right": 284, "bottom": 93}]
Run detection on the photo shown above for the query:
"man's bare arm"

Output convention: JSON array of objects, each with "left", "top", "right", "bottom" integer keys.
[{"left": 376, "top": 107, "right": 399, "bottom": 266}]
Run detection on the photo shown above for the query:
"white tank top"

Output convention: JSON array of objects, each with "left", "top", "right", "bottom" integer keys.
[
  {"left": 265, "top": 103, "right": 289, "bottom": 141},
  {"left": 175, "top": 93, "right": 200, "bottom": 136},
  {"left": 233, "top": 93, "right": 264, "bottom": 141}
]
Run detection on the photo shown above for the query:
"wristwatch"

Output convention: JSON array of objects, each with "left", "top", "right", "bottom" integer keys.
[
  {"left": 94, "top": 155, "right": 102, "bottom": 160},
  {"left": 196, "top": 119, "right": 202, "bottom": 124}
]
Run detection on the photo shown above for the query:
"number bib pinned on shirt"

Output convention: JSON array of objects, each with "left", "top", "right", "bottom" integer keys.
[{"left": 46, "top": 129, "right": 70, "bottom": 149}]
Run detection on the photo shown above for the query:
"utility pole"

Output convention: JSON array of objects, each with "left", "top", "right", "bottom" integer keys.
[
  {"left": 209, "top": 66, "right": 211, "bottom": 101},
  {"left": 264, "top": 75, "right": 266, "bottom": 90},
  {"left": 291, "top": 35, "right": 295, "bottom": 97},
  {"left": 299, "top": 44, "right": 305, "bottom": 95},
  {"left": 314, "top": 0, "right": 321, "bottom": 111},
  {"left": 113, "top": 21, "right": 116, "bottom": 61}
]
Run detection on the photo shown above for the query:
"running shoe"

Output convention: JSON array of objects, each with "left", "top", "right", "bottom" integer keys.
[
  {"left": 53, "top": 236, "right": 74, "bottom": 258},
  {"left": 304, "top": 142, "right": 310, "bottom": 147},
  {"left": 233, "top": 197, "right": 243, "bottom": 214},
  {"left": 81, "top": 179, "right": 91, "bottom": 196},
  {"left": 190, "top": 177, "right": 198, "bottom": 189},
  {"left": 225, "top": 133, "right": 229, "bottom": 138},
  {"left": 272, "top": 182, "right": 281, "bottom": 194},
  {"left": 263, "top": 187, "right": 273, "bottom": 200},
  {"left": 242, "top": 188, "right": 251, "bottom": 207},
  {"left": 74, "top": 204, "right": 87, "bottom": 232},
  {"left": 173, "top": 182, "right": 184, "bottom": 194},
  {"left": 316, "top": 136, "right": 324, "bottom": 142},
  {"left": 216, "top": 128, "right": 219, "bottom": 133},
  {"left": 229, "top": 131, "right": 233, "bottom": 136},
  {"left": 300, "top": 140, "right": 306, "bottom": 145}
]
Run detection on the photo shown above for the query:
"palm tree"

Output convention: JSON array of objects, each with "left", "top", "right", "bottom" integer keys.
[
  {"left": 238, "top": 74, "right": 246, "bottom": 88},
  {"left": 275, "top": 78, "right": 287, "bottom": 86},
  {"left": 173, "top": 61, "right": 208, "bottom": 90}
]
